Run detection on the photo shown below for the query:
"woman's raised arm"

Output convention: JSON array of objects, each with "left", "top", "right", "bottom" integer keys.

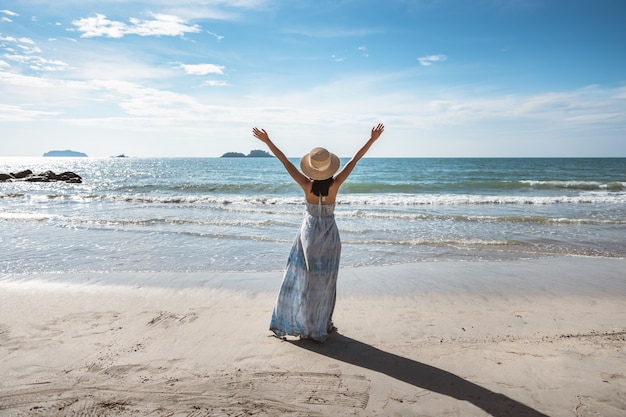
[
  {"left": 333, "top": 123, "right": 384, "bottom": 187},
  {"left": 252, "top": 128, "right": 310, "bottom": 189}
]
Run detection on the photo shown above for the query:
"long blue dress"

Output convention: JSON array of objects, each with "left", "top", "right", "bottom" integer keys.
[{"left": 270, "top": 201, "right": 341, "bottom": 342}]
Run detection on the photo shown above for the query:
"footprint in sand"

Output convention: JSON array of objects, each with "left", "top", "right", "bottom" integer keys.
[
  {"left": 601, "top": 372, "right": 625, "bottom": 383},
  {"left": 575, "top": 392, "right": 626, "bottom": 417},
  {"left": 146, "top": 311, "right": 199, "bottom": 329},
  {"left": 0, "top": 371, "right": 370, "bottom": 416}
]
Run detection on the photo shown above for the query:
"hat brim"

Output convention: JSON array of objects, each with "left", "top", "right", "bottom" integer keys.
[{"left": 300, "top": 152, "right": 340, "bottom": 180}]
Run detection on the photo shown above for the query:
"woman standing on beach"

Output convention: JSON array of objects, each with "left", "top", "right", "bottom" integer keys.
[{"left": 252, "top": 124, "right": 385, "bottom": 342}]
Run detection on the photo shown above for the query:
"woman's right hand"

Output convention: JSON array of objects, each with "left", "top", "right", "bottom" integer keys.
[{"left": 370, "top": 123, "right": 385, "bottom": 142}]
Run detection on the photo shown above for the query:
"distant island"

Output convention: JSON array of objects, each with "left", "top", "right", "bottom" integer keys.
[
  {"left": 43, "top": 150, "right": 88, "bottom": 157},
  {"left": 221, "top": 149, "right": 273, "bottom": 158}
]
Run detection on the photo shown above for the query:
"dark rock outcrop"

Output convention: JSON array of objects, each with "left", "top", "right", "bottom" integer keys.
[
  {"left": 11, "top": 169, "right": 33, "bottom": 179},
  {"left": 0, "top": 170, "right": 82, "bottom": 183}
]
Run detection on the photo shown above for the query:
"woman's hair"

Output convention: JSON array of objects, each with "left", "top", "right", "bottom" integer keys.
[{"left": 311, "top": 178, "right": 334, "bottom": 197}]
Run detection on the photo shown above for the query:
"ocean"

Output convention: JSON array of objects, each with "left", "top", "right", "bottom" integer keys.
[{"left": 1, "top": 157, "right": 625, "bottom": 275}]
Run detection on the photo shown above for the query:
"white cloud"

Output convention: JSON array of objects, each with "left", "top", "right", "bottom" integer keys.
[
  {"left": 207, "top": 31, "right": 224, "bottom": 41},
  {"left": 180, "top": 63, "right": 225, "bottom": 75},
  {"left": 1, "top": 17, "right": 12, "bottom": 23},
  {"left": 0, "top": 71, "right": 92, "bottom": 120},
  {"left": 0, "top": 103, "right": 59, "bottom": 121},
  {"left": 0, "top": 9, "right": 18, "bottom": 17},
  {"left": 202, "top": 80, "right": 230, "bottom": 87},
  {"left": 16, "top": 37, "right": 36, "bottom": 45},
  {"left": 0, "top": 35, "right": 68, "bottom": 71},
  {"left": 0, "top": 35, "right": 41, "bottom": 54},
  {"left": 71, "top": 13, "right": 201, "bottom": 38},
  {"left": 4, "top": 54, "right": 69, "bottom": 71},
  {"left": 0, "top": 69, "right": 58, "bottom": 88},
  {"left": 613, "top": 86, "right": 626, "bottom": 99},
  {"left": 418, "top": 54, "right": 447, "bottom": 66},
  {"left": 2, "top": 64, "right": 624, "bottom": 156},
  {"left": 128, "top": 13, "right": 201, "bottom": 36},
  {"left": 160, "top": 0, "right": 267, "bottom": 21},
  {"left": 89, "top": 79, "right": 209, "bottom": 118}
]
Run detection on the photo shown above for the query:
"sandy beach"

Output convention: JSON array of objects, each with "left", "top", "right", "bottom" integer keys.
[{"left": 1, "top": 257, "right": 625, "bottom": 416}]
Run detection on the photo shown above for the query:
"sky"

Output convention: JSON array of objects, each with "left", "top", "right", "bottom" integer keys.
[{"left": 1, "top": 0, "right": 625, "bottom": 158}]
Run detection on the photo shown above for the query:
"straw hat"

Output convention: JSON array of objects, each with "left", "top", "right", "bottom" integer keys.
[{"left": 300, "top": 147, "right": 340, "bottom": 180}]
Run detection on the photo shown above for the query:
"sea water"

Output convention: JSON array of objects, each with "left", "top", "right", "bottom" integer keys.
[{"left": 1, "top": 157, "right": 625, "bottom": 275}]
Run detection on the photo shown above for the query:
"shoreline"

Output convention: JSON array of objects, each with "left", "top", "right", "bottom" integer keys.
[
  {"left": 2, "top": 256, "right": 625, "bottom": 293},
  {"left": 1, "top": 257, "right": 625, "bottom": 416}
]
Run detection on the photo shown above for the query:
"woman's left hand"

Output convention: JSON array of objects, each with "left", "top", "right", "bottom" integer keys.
[{"left": 252, "top": 127, "right": 271, "bottom": 144}]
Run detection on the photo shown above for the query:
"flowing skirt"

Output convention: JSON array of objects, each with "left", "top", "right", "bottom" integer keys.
[{"left": 270, "top": 202, "right": 341, "bottom": 342}]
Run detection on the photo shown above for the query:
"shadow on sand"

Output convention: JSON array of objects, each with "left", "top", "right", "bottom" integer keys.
[{"left": 292, "top": 333, "right": 549, "bottom": 417}]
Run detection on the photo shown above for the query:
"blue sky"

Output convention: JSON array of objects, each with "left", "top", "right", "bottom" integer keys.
[{"left": 1, "top": 0, "right": 625, "bottom": 157}]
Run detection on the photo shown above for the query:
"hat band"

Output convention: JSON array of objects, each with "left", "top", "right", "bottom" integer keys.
[{"left": 311, "top": 158, "right": 331, "bottom": 171}]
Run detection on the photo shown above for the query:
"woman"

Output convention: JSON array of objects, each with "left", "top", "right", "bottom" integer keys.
[{"left": 252, "top": 123, "right": 384, "bottom": 341}]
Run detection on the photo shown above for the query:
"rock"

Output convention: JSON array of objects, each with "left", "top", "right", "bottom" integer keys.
[
  {"left": 0, "top": 170, "right": 82, "bottom": 183},
  {"left": 11, "top": 170, "right": 33, "bottom": 179},
  {"left": 58, "top": 171, "right": 82, "bottom": 182},
  {"left": 24, "top": 175, "right": 50, "bottom": 182},
  {"left": 39, "top": 170, "right": 60, "bottom": 180}
]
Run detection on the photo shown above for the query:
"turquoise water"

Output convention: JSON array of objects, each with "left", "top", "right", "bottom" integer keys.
[{"left": 1, "top": 157, "right": 625, "bottom": 274}]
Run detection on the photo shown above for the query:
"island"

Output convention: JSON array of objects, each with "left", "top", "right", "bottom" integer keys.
[
  {"left": 220, "top": 149, "right": 273, "bottom": 158},
  {"left": 43, "top": 150, "right": 88, "bottom": 157}
]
